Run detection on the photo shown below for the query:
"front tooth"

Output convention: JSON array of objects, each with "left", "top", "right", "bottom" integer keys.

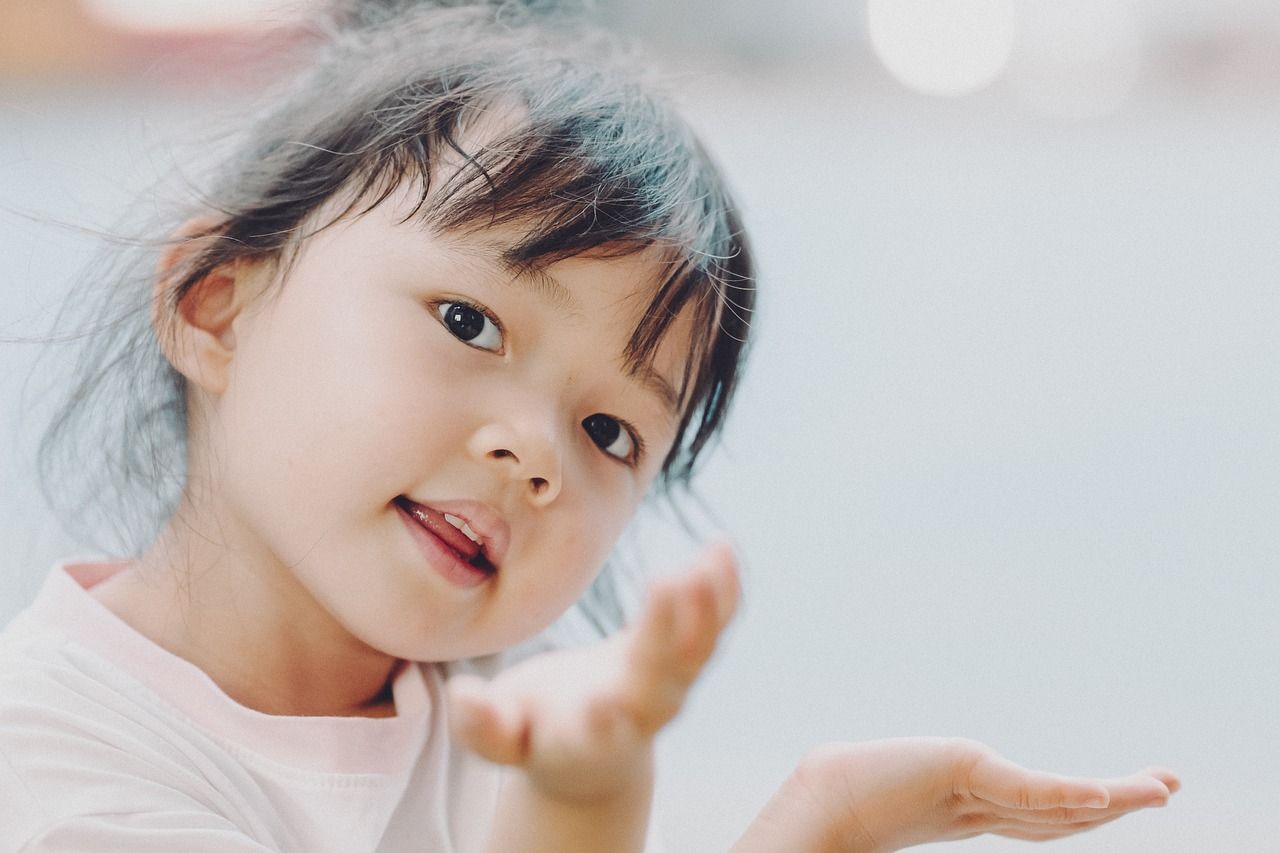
[{"left": 443, "top": 513, "right": 482, "bottom": 545}]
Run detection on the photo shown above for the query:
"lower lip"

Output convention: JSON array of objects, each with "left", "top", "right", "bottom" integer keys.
[{"left": 395, "top": 502, "right": 493, "bottom": 589}]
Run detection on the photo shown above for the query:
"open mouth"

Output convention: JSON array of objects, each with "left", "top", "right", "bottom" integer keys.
[{"left": 394, "top": 496, "right": 497, "bottom": 576}]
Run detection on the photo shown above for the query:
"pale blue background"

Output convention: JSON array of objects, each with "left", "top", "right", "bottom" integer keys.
[{"left": 3, "top": 4, "right": 1278, "bottom": 850}]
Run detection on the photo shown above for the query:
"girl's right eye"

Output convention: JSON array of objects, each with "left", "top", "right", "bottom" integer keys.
[{"left": 435, "top": 301, "right": 503, "bottom": 353}]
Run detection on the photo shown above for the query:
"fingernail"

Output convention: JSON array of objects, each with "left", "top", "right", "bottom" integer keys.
[
  {"left": 1084, "top": 795, "right": 1109, "bottom": 808},
  {"left": 1143, "top": 796, "right": 1168, "bottom": 808}
]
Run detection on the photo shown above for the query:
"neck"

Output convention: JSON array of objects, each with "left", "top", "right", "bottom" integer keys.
[{"left": 91, "top": 505, "right": 402, "bottom": 719}]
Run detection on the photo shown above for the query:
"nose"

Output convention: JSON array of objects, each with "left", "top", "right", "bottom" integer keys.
[{"left": 467, "top": 419, "right": 563, "bottom": 507}]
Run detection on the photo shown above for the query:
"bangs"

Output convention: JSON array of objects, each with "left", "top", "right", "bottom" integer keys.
[
  {"left": 178, "top": 7, "right": 754, "bottom": 483},
  {"left": 321, "top": 85, "right": 753, "bottom": 482}
]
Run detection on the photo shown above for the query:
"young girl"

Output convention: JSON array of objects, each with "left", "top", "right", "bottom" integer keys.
[{"left": 0, "top": 2, "right": 1178, "bottom": 851}]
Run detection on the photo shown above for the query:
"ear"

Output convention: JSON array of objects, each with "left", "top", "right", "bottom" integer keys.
[{"left": 153, "top": 218, "right": 259, "bottom": 396}]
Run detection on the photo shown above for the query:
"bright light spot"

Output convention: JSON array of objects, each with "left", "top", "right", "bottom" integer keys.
[
  {"left": 82, "top": 0, "right": 303, "bottom": 33},
  {"left": 868, "top": 0, "right": 1016, "bottom": 97},
  {"left": 1008, "top": 0, "right": 1144, "bottom": 120}
]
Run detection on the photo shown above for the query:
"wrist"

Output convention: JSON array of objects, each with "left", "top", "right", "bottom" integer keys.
[
  {"left": 789, "top": 745, "right": 885, "bottom": 853},
  {"left": 732, "top": 745, "right": 882, "bottom": 853},
  {"left": 523, "top": 741, "right": 656, "bottom": 806}
]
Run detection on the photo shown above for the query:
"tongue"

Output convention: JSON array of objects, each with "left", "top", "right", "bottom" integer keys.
[{"left": 403, "top": 500, "right": 482, "bottom": 562}]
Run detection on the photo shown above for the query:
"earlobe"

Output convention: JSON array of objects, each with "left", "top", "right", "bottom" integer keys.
[{"left": 152, "top": 219, "right": 254, "bottom": 396}]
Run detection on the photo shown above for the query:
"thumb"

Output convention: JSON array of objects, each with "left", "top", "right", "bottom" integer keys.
[{"left": 447, "top": 673, "right": 530, "bottom": 766}]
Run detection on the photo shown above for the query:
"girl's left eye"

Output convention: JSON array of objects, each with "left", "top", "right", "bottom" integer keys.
[
  {"left": 436, "top": 301, "right": 503, "bottom": 352},
  {"left": 582, "top": 413, "right": 640, "bottom": 464}
]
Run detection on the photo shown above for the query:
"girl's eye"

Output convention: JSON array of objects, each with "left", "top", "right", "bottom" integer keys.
[
  {"left": 582, "top": 413, "right": 639, "bottom": 464},
  {"left": 436, "top": 301, "right": 503, "bottom": 352}
]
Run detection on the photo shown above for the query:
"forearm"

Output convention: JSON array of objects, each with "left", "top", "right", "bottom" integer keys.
[{"left": 482, "top": 754, "right": 655, "bottom": 853}]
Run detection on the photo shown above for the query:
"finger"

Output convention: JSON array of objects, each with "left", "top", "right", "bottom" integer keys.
[
  {"left": 985, "top": 794, "right": 1165, "bottom": 825},
  {"left": 630, "top": 577, "right": 682, "bottom": 675},
  {"left": 699, "top": 540, "right": 741, "bottom": 631},
  {"left": 446, "top": 674, "right": 530, "bottom": 766},
  {"left": 679, "top": 541, "right": 741, "bottom": 655},
  {"left": 994, "top": 813, "right": 1121, "bottom": 842},
  {"left": 621, "top": 547, "right": 738, "bottom": 730},
  {"left": 969, "top": 752, "right": 1110, "bottom": 810},
  {"left": 620, "top": 580, "right": 690, "bottom": 729},
  {"left": 633, "top": 546, "right": 737, "bottom": 682},
  {"left": 676, "top": 560, "right": 727, "bottom": 668},
  {"left": 1141, "top": 765, "right": 1182, "bottom": 795},
  {"left": 1096, "top": 770, "right": 1175, "bottom": 807},
  {"left": 640, "top": 576, "right": 715, "bottom": 684},
  {"left": 994, "top": 809, "right": 1126, "bottom": 840},
  {"left": 978, "top": 765, "right": 1174, "bottom": 824}
]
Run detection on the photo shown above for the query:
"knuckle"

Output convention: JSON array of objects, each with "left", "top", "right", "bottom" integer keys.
[
  {"left": 955, "top": 811, "right": 995, "bottom": 833},
  {"left": 1016, "top": 787, "right": 1034, "bottom": 810},
  {"left": 942, "top": 790, "right": 969, "bottom": 815}
]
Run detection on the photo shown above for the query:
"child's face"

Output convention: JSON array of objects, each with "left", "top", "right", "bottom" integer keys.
[{"left": 202, "top": 185, "right": 690, "bottom": 661}]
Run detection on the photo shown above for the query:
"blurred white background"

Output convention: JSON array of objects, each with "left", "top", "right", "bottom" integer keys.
[{"left": 2, "top": 1, "right": 1277, "bottom": 850}]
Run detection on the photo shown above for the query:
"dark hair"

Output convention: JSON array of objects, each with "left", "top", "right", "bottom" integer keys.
[{"left": 38, "top": 1, "right": 754, "bottom": 628}]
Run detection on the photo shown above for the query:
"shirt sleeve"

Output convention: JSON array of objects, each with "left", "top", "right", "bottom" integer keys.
[
  {"left": 0, "top": 684, "right": 285, "bottom": 853},
  {"left": 0, "top": 742, "right": 279, "bottom": 853},
  {"left": 19, "top": 816, "right": 278, "bottom": 853}
]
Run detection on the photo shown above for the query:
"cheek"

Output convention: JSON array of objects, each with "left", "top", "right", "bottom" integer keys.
[
  {"left": 498, "top": 488, "right": 639, "bottom": 637},
  {"left": 215, "top": 298, "right": 428, "bottom": 524},
  {"left": 564, "top": 486, "right": 641, "bottom": 583}
]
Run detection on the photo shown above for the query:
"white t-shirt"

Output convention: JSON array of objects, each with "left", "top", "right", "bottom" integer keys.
[{"left": 0, "top": 562, "right": 665, "bottom": 853}]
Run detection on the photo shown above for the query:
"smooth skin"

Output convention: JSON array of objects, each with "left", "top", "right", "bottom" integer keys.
[
  {"left": 448, "top": 542, "right": 1179, "bottom": 852},
  {"left": 451, "top": 542, "right": 741, "bottom": 852},
  {"left": 733, "top": 738, "right": 1178, "bottom": 851}
]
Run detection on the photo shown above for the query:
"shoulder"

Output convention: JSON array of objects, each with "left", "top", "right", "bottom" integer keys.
[
  {"left": 0, "top": 630, "right": 173, "bottom": 774},
  {"left": 0, "top": 623, "right": 116, "bottom": 722},
  {"left": 0, "top": 621, "right": 158, "bottom": 726},
  {"left": 0, "top": 566, "right": 239, "bottom": 805},
  {"left": 0, "top": 633, "right": 268, "bottom": 848}
]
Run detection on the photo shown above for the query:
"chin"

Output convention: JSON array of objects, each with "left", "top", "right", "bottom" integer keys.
[{"left": 355, "top": 618, "right": 510, "bottom": 664}]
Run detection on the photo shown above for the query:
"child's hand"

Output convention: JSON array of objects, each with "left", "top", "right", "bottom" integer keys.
[
  {"left": 447, "top": 542, "right": 739, "bottom": 803},
  {"left": 735, "top": 737, "right": 1180, "bottom": 853}
]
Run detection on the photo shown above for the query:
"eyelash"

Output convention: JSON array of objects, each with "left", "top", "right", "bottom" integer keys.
[
  {"left": 433, "top": 298, "right": 505, "bottom": 352},
  {"left": 603, "top": 416, "right": 647, "bottom": 467},
  {"left": 625, "top": 425, "right": 646, "bottom": 466},
  {"left": 431, "top": 297, "right": 647, "bottom": 467}
]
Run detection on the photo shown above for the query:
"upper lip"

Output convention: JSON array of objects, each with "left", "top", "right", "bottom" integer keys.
[{"left": 404, "top": 497, "right": 511, "bottom": 570}]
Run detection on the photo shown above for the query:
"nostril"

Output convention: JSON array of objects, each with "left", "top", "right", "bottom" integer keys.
[
  {"left": 491, "top": 448, "right": 517, "bottom": 461},
  {"left": 529, "top": 477, "right": 548, "bottom": 494}
]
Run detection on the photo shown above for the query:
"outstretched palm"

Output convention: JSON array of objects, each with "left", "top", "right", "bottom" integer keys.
[
  {"left": 740, "top": 737, "right": 1179, "bottom": 852},
  {"left": 447, "top": 543, "right": 740, "bottom": 801}
]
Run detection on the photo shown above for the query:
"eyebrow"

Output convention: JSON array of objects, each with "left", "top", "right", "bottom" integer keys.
[
  {"left": 501, "top": 259, "right": 576, "bottom": 310},
  {"left": 630, "top": 364, "right": 680, "bottom": 420}
]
